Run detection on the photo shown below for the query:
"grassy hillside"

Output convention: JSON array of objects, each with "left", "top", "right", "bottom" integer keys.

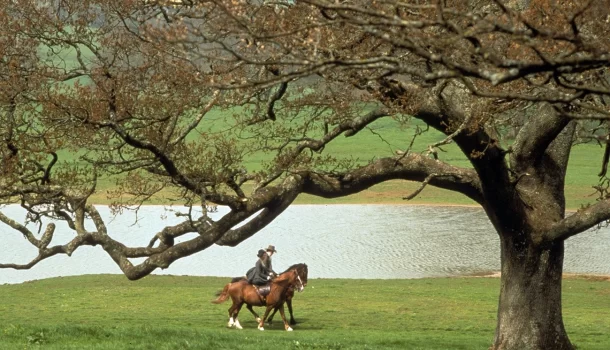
[{"left": 0, "top": 275, "right": 608, "bottom": 349}]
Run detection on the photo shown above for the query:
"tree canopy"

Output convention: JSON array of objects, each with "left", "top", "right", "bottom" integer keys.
[{"left": 2, "top": 1, "right": 610, "bottom": 349}]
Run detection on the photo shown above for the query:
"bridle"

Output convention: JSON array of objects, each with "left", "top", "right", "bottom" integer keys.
[{"left": 294, "top": 271, "right": 305, "bottom": 292}]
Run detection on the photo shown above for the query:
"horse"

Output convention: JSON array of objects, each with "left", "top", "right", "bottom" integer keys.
[
  {"left": 228, "top": 263, "right": 308, "bottom": 325},
  {"left": 212, "top": 267, "right": 305, "bottom": 331},
  {"left": 267, "top": 263, "right": 308, "bottom": 325}
]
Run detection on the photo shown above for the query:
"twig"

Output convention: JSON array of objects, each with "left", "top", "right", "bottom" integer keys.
[{"left": 403, "top": 173, "right": 437, "bottom": 200}]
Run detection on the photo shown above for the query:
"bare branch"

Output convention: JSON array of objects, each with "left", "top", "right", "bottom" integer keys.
[
  {"left": 544, "top": 199, "right": 610, "bottom": 243},
  {"left": 403, "top": 173, "right": 436, "bottom": 201}
]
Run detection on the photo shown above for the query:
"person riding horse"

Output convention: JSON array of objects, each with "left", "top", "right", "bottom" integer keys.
[
  {"left": 263, "top": 245, "right": 277, "bottom": 276},
  {"left": 246, "top": 249, "right": 275, "bottom": 285},
  {"left": 212, "top": 267, "right": 306, "bottom": 331}
]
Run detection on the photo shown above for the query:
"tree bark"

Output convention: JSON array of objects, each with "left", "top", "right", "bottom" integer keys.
[{"left": 493, "top": 233, "right": 573, "bottom": 350}]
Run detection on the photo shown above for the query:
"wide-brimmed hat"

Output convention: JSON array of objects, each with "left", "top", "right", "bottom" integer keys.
[{"left": 265, "top": 245, "right": 277, "bottom": 253}]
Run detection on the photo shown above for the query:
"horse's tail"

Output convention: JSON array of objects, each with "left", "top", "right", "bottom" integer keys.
[{"left": 211, "top": 283, "right": 230, "bottom": 304}]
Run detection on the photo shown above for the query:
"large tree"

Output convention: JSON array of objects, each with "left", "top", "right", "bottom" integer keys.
[{"left": 2, "top": 1, "right": 610, "bottom": 349}]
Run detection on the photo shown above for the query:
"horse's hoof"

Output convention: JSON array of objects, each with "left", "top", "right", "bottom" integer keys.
[
  {"left": 286, "top": 327, "right": 293, "bottom": 332},
  {"left": 258, "top": 326, "right": 265, "bottom": 331}
]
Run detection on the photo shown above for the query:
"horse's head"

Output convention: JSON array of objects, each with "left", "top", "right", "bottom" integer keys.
[
  {"left": 291, "top": 268, "right": 305, "bottom": 293},
  {"left": 298, "top": 264, "right": 308, "bottom": 287},
  {"left": 284, "top": 263, "right": 308, "bottom": 288}
]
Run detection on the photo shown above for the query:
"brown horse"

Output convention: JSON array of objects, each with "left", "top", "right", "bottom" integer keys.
[
  {"left": 228, "top": 263, "right": 308, "bottom": 325},
  {"left": 226, "top": 263, "right": 308, "bottom": 325},
  {"left": 267, "top": 263, "right": 308, "bottom": 325},
  {"left": 212, "top": 268, "right": 305, "bottom": 331}
]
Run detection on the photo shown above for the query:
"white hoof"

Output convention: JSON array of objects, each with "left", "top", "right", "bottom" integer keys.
[
  {"left": 286, "top": 327, "right": 293, "bottom": 332},
  {"left": 258, "top": 326, "right": 265, "bottom": 331},
  {"left": 234, "top": 320, "right": 243, "bottom": 330},
  {"left": 227, "top": 317, "right": 235, "bottom": 328}
]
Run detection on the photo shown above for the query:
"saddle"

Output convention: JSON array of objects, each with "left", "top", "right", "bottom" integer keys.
[{"left": 253, "top": 284, "right": 271, "bottom": 303}]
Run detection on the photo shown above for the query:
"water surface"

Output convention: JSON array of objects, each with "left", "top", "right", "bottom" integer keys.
[{"left": 0, "top": 204, "right": 608, "bottom": 284}]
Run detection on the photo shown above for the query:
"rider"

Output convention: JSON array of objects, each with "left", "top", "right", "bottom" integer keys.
[
  {"left": 264, "top": 245, "right": 278, "bottom": 277},
  {"left": 247, "top": 249, "right": 274, "bottom": 285}
]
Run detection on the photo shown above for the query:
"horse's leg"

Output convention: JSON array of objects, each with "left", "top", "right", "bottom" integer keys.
[
  {"left": 278, "top": 304, "right": 293, "bottom": 331},
  {"left": 227, "top": 292, "right": 243, "bottom": 328},
  {"left": 246, "top": 304, "right": 262, "bottom": 324},
  {"left": 267, "top": 298, "right": 291, "bottom": 324},
  {"left": 258, "top": 305, "right": 274, "bottom": 331},
  {"left": 267, "top": 307, "right": 277, "bottom": 324},
  {"left": 270, "top": 289, "right": 293, "bottom": 324},
  {"left": 227, "top": 302, "right": 237, "bottom": 327},
  {"left": 286, "top": 298, "right": 296, "bottom": 325},
  {"left": 232, "top": 302, "right": 244, "bottom": 330}
]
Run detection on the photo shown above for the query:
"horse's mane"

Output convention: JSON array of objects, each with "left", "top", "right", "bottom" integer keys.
[
  {"left": 280, "top": 263, "right": 307, "bottom": 274},
  {"left": 273, "top": 270, "right": 294, "bottom": 283}
]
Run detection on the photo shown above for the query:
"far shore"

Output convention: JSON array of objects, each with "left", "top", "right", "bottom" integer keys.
[
  {"left": 8, "top": 271, "right": 609, "bottom": 287},
  {"left": 466, "top": 271, "right": 610, "bottom": 281}
]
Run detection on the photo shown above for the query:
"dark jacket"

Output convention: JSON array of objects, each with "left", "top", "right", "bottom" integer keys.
[
  {"left": 246, "top": 255, "right": 273, "bottom": 285},
  {"left": 265, "top": 253, "right": 277, "bottom": 275}
]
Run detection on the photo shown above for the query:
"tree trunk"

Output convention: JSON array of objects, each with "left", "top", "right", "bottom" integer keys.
[{"left": 492, "top": 234, "right": 573, "bottom": 350}]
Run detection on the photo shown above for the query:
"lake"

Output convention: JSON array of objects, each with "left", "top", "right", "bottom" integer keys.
[{"left": 1, "top": 204, "right": 609, "bottom": 284}]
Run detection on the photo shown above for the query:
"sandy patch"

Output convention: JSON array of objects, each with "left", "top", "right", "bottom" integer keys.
[{"left": 464, "top": 271, "right": 610, "bottom": 280}]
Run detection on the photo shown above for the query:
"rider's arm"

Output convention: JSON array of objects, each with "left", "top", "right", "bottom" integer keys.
[
  {"left": 260, "top": 255, "right": 275, "bottom": 278},
  {"left": 268, "top": 261, "right": 277, "bottom": 276}
]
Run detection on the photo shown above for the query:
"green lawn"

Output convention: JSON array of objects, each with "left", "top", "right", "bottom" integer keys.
[{"left": 0, "top": 275, "right": 608, "bottom": 349}]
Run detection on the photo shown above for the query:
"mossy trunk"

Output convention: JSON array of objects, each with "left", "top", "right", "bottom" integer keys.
[{"left": 492, "top": 234, "right": 573, "bottom": 350}]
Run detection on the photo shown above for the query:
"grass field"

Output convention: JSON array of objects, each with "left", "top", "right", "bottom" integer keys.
[{"left": 0, "top": 274, "right": 608, "bottom": 349}]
